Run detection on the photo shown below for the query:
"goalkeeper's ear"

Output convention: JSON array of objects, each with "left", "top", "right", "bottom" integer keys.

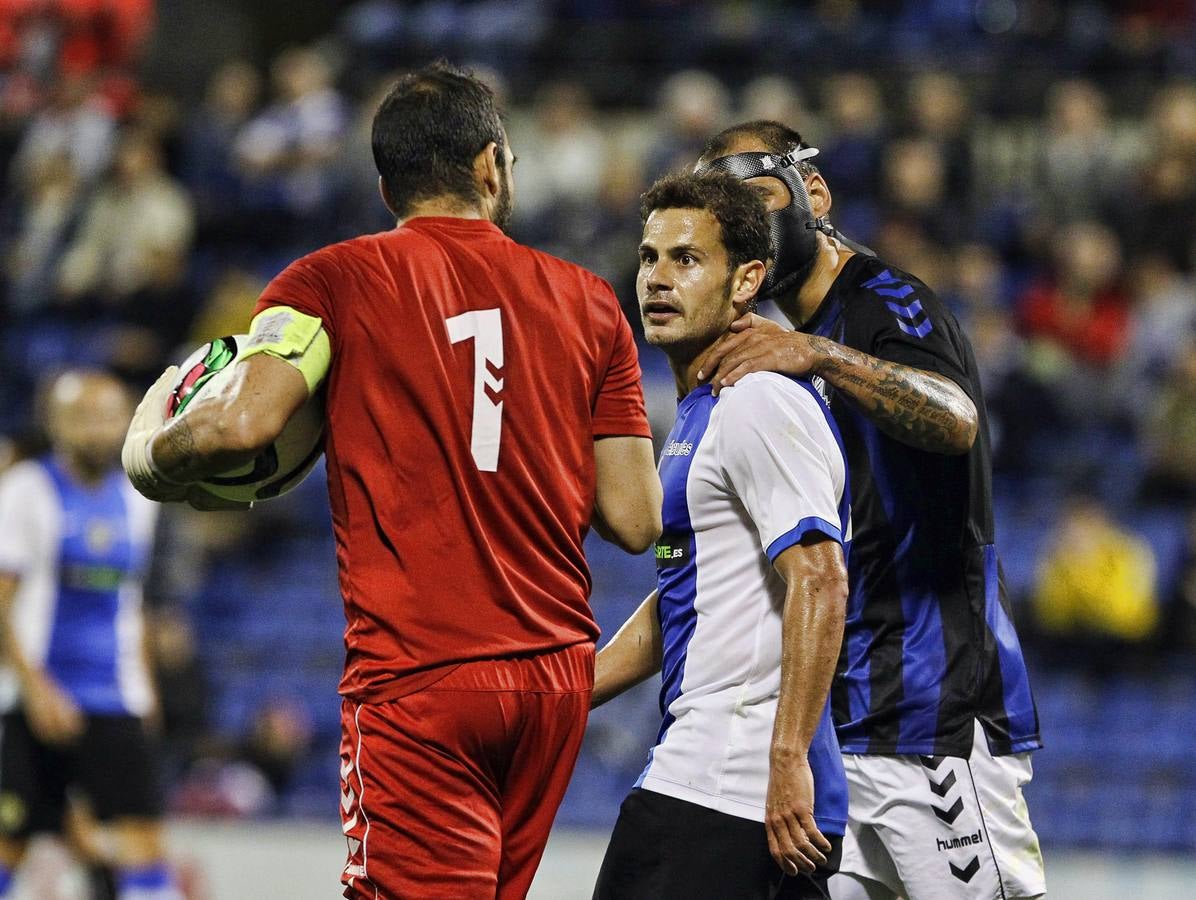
[
  {"left": 730, "top": 259, "right": 767, "bottom": 318},
  {"left": 379, "top": 176, "right": 399, "bottom": 219}
]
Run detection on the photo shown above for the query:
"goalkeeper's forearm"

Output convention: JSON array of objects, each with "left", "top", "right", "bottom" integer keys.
[
  {"left": 151, "top": 355, "right": 306, "bottom": 483},
  {"left": 592, "top": 590, "right": 662, "bottom": 708}
]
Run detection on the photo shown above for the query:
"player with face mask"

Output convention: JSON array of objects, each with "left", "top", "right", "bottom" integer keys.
[{"left": 695, "top": 121, "right": 1045, "bottom": 900}]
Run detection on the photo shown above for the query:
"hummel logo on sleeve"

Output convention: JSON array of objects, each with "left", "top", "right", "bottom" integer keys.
[{"left": 862, "top": 269, "right": 934, "bottom": 339}]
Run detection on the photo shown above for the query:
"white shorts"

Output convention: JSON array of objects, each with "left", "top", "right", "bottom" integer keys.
[{"left": 829, "top": 720, "right": 1046, "bottom": 900}]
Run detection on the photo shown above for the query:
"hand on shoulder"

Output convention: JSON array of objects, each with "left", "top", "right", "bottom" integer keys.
[{"left": 697, "top": 314, "right": 826, "bottom": 396}]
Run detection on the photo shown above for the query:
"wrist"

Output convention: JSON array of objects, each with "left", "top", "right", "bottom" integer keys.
[
  {"left": 17, "top": 664, "right": 46, "bottom": 691},
  {"left": 145, "top": 433, "right": 184, "bottom": 486},
  {"left": 805, "top": 335, "right": 834, "bottom": 376},
  {"left": 770, "top": 743, "right": 810, "bottom": 765}
]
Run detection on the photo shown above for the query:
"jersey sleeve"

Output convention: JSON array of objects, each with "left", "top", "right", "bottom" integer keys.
[
  {"left": 718, "top": 375, "right": 846, "bottom": 563},
  {"left": 0, "top": 464, "right": 43, "bottom": 575},
  {"left": 254, "top": 251, "right": 337, "bottom": 344},
  {"left": 854, "top": 270, "right": 975, "bottom": 397},
  {"left": 592, "top": 285, "right": 652, "bottom": 439}
]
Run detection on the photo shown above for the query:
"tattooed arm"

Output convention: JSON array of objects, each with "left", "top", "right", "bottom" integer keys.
[
  {"left": 812, "top": 336, "right": 977, "bottom": 454},
  {"left": 696, "top": 318, "right": 978, "bottom": 455},
  {"left": 149, "top": 353, "right": 309, "bottom": 482}
]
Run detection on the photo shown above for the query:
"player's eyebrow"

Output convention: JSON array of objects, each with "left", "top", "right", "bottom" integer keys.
[{"left": 638, "top": 241, "right": 705, "bottom": 258}]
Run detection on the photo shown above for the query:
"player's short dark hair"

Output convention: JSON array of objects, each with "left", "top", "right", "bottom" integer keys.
[
  {"left": 700, "top": 120, "right": 820, "bottom": 177},
  {"left": 640, "top": 171, "right": 771, "bottom": 272},
  {"left": 371, "top": 61, "right": 505, "bottom": 218}
]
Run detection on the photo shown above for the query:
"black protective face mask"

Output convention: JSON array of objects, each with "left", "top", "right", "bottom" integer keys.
[
  {"left": 697, "top": 147, "right": 875, "bottom": 302},
  {"left": 696, "top": 147, "right": 822, "bottom": 301}
]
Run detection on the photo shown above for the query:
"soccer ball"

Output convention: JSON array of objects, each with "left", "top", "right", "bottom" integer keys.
[{"left": 166, "top": 334, "right": 325, "bottom": 503}]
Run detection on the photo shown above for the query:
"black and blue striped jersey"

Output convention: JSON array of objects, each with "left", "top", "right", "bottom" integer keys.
[{"left": 801, "top": 254, "right": 1040, "bottom": 758}]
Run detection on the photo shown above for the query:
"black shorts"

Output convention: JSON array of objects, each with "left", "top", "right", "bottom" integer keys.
[
  {"left": 0, "top": 711, "right": 164, "bottom": 839},
  {"left": 594, "top": 788, "right": 843, "bottom": 900}
]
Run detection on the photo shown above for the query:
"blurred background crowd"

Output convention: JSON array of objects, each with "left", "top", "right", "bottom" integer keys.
[{"left": 2, "top": 0, "right": 1196, "bottom": 862}]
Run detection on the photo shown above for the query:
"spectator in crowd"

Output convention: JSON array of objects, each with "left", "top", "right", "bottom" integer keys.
[
  {"left": 232, "top": 45, "right": 348, "bottom": 245},
  {"left": 879, "top": 136, "right": 965, "bottom": 246},
  {"left": 816, "top": 72, "right": 884, "bottom": 211},
  {"left": 55, "top": 127, "right": 196, "bottom": 378},
  {"left": 643, "top": 69, "right": 731, "bottom": 178},
  {"left": 1041, "top": 79, "right": 1121, "bottom": 223},
  {"left": 1118, "top": 253, "right": 1196, "bottom": 394},
  {"left": 57, "top": 128, "right": 194, "bottom": 307},
  {"left": 904, "top": 71, "right": 973, "bottom": 203},
  {"left": 1132, "top": 150, "right": 1196, "bottom": 273},
  {"left": 945, "top": 242, "right": 1013, "bottom": 322},
  {"left": 239, "top": 697, "right": 314, "bottom": 802},
  {"left": 870, "top": 217, "right": 950, "bottom": 293},
  {"left": 1032, "top": 492, "right": 1159, "bottom": 665},
  {"left": 172, "top": 696, "right": 315, "bottom": 818},
  {"left": 1161, "top": 511, "right": 1196, "bottom": 653},
  {"left": 509, "top": 81, "right": 606, "bottom": 221},
  {"left": 338, "top": 72, "right": 407, "bottom": 238},
  {"left": 185, "top": 268, "right": 266, "bottom": 346},
  {"left": 740, "top": 75, "right": 822, "bottom": 142},
  {"left": 1126, "top": 85, "right": 1196, "bottom": 269},
  {"left": 181, "top": 60, "right": 261, "bottom": 245},
  {"left": 969, "top": 306, "right": 1062, "bottom": 477},
  {"left": 9, "top": 71, "right": 116, "bottom": 188},
  {"left": 147, "top": 606, "right": 212, "bottom": 781},
  {"left": 1139, "top": 340, "right": 1196, "bottom": 506},
  {"left": 529, "top": 149, "right": 647, "bottom": 304},
  {"left": 1018, "top": 221, "right": 1132, "bottom": 373},
  {"left": 1150, "top": 81, "right": 1196, "bottom": 159},
  {"left": 942, "top": 251, "right": 1055, "bottom": 477},
  {"left": 5, "top": 148, "right": 82, "bottom": 315}
]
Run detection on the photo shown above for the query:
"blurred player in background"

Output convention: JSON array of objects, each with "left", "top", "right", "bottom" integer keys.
[
  {"left": 0, "top": 369, "right": 180, "bottom": 900},
  {"left": 121, "top": 61, "right": 662, "bottom": 899},
  {"left": 592, "top": 172, "right": 849, "bottom": 900},
  {"left": 695, "top": 122, "right": 1045, "bottom": 900}
]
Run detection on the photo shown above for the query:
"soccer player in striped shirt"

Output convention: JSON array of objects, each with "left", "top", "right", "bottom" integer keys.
[
  {"left": 696, "top": 121, "right": 1045, "bottom": 900},
  {"left": 592, "top": 171, "right": 850, "bottom": 900},
  {"left": 0, "top": 370, "right": 180, "bottom": 900}
]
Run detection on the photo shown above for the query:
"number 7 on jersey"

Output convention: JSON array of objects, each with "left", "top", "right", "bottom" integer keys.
[{"left": 446, "top": 309, "right": 504, "bottom": 472}]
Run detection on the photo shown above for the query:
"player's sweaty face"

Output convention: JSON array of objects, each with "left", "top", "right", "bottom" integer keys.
[{"left": 638, "top": 208, "right": 737, "bottom": 356}]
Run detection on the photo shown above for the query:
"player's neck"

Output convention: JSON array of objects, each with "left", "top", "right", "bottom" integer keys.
[
  {"left": 669, "top": 353, "right": 707, "bottom": 399},
  {"left": 780, "top": 236, "right": 855, "bottom": 328},
  {"left": 397, "top": 197, "right": 488, "bottom": 225},
  {"left": 58, "top": 452, "right": 109, "bottom": 488}
]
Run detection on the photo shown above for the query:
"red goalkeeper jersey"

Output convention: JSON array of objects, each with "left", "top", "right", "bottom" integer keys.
[{"left": 255, "top": 217, "right": 651, "bottom": 702}]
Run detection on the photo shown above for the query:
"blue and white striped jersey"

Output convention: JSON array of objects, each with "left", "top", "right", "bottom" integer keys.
[
  {"left": 803, "top": 255, "right": 1040, "bottom": 757},
  {"left": 638, "top": 371, "right": 851, "bottom": 835},
  {"left": 0, "top": 456, "right": 156, "bottom": 716}
]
